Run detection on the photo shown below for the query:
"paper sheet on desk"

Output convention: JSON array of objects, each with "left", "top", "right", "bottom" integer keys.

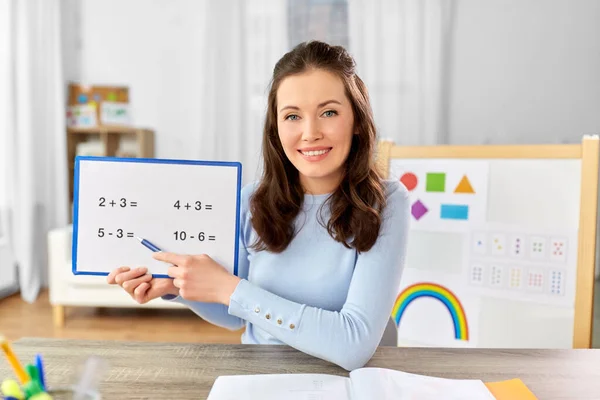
[
  {"left": 207, "top": 373, "right": 352, "bottom": 400},
  {"left": 349, "top": 368, "right": 496, "bottom": 400},
  {"left": 207, "top": 368, "right": 496, "bottom": 400}
]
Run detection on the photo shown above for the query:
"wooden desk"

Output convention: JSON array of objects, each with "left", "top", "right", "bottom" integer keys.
[{"left": 1, "top": 338, "right": 599, "bottom": 399}]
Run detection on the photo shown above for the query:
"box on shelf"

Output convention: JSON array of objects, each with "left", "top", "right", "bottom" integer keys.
[
  {"left": 66, "top": 104, "right": 97, "bottom": 128},
  {"left": 67, "top": 83, "right": 131, "bottom": 128},
  {"left": 75, "top": 139, "right": 105, "bottom": 157}
]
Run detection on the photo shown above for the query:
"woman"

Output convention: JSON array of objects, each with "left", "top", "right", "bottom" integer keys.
[{"left": 107, "top": 40, "right": 409, "bottom": 371}]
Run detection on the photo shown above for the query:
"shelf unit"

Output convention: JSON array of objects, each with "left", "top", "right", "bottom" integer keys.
[{"left": 67, "top": 125, "right": 155, "bottom": 203}]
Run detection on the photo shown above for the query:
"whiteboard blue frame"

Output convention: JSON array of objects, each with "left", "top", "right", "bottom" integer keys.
[{"left": 72, "top": 155, "right": 243, "bottom": 278}]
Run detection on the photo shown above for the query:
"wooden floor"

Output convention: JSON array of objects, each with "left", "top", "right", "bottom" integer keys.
[
  {"left": 0, "top": 289, "right": 243, "bottom": 344},
  {"left": 4, "top": 282, "right": 600, "bottom": 347}
]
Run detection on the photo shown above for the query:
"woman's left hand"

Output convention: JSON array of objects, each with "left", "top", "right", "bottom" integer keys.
[{"left": 152, "top": 252, "right": 241, "bottom": 305}]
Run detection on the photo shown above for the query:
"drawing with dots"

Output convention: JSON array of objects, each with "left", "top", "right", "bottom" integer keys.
[
  {"left": 72, "top": 156, "right": 242, "bottom": 277},
  {"left": 469, "top": 264, "right": 484, "bottom": 285},
  {"left": 489, "top": 264, "right": 503, "bottom": 287},
  {"left": 466, "top": 224, "right": 577, "bottom": 306},
  {"left": 508, "top": 266, "right": 523, "bottom": 290},
  {"left": 550, "top": 270, "right": 566, "bottom": 296}
]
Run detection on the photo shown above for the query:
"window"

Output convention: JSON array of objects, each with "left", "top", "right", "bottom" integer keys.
[{"left": 287, "top": 0, "right": 349, "bottom": 48}]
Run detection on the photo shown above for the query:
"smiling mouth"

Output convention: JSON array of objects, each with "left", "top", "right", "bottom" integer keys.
[{"left": 298, "top": 148, "right": 332, "bottom": 156}]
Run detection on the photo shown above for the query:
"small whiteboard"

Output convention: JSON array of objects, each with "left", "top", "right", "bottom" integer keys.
[{"left": 72, "top": 156, "right": 242, "bottom": 278}]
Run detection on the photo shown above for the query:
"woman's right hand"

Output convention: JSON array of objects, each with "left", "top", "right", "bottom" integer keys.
[{"left": 106, "top": 267, "right": 179, "bottom": 304}]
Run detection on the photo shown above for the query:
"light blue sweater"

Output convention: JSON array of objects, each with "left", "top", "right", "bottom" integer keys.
[{"left": 165, "top": 179, "right": 410, "bottom": 371}]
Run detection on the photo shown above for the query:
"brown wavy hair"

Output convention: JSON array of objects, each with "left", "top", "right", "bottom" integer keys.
[{"left": 250, "top": 40, "right": 387, "bottom": 253}]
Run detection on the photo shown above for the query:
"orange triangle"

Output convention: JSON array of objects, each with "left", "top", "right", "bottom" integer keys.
[{"left": 454, "top": 175, "right": 475, "bottom": 194}]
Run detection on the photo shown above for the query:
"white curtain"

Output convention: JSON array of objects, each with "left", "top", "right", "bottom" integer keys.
[
  {"left": 0, "top": 0, "right": 17, "bottom": 299},
  {"left": 348, "top": 0, "right": 454, "bottom": 145},
  {"left": 0, "top": 0, "right": 69, "bottom": 302},
  {"left": 199, "top": 0, "right": 288, "bottom": 185}
]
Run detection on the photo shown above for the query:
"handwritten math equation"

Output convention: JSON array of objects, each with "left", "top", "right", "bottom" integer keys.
[
  {"left": 94, "top": 196, "right": 217, "bottom": 242},
  {"left": 96, "top": 229, "right": 216, "bottom": 242},
  {"left": 173, "top": 231, "right": 216, "bottom": 241},
  {"left": 173, "top": 200, "right": 213, "bottom": 211},
  {"left": 97, "top": 228, "right": 134, "bottom": 238},
  {"left": 97, "top": 197, "right": 214, "bottom": 211},
  {"left": 98, "top": 197, "right": 138, "bottom": 208}
]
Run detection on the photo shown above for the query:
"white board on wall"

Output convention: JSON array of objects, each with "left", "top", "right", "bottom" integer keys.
[
  {"left": 389, "top": 158, "right": 581, "bottom": 349},
  {"left": 72, "top": 156, "right": 242, "bottom": 278}
]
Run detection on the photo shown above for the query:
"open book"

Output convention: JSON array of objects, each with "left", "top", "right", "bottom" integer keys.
[{"left": 206, "top": 367, "right": 499, "bottom": 400}]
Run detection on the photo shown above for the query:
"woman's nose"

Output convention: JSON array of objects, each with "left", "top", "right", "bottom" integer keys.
[{"left": 301, "top": 119, "right": 322, "bottom": 141}]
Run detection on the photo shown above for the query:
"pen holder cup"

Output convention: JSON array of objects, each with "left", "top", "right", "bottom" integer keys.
[{"left": 46, "top": 386, "right": 101, "bottom": 399}]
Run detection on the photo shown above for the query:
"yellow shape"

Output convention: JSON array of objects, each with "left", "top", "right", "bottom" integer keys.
[
  {"left": 454, "top": 175, "right": 475, "bottom": 194},
  {"left": 485, "top": 379, "right": 538, "bottom": 400},
  {"left": 1, "top": 379, "right": 24, "bottom": 399}
]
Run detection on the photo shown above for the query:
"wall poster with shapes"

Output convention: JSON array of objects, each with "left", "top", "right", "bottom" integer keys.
[
  {"left": 388, "top": 159, "right": 489, "bottom": 232},
  {"left": 393, "top": 268, "right": 481, "bottom": 348},
  {"left": 465, "top": 223, "right": 577, "bottom": 308}
]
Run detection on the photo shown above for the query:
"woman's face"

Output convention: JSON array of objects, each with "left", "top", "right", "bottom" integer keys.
[{"left": 276, "top": 68, "right": 355, "bottom": 194}]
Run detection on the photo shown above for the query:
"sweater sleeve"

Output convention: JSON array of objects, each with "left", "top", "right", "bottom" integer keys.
[
  {"left": 227, "top": 182, "right": 410, "bottom": 371},
  {"left": 159, "top": 183, "right": 254, "bottom": 331},
  {"left": 160, "top": 240, "right": 250, "bottom": 331}
]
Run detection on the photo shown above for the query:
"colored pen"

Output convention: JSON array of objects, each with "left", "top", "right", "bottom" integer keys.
[
  {"left": 0, "top": 335, "right": 30, "bottom": 384},
  {"left": 135, "top": 236, "right": 162, "bottom": 252},
  {"left": 35, "top": 353, "right": 46, "bottom": 390}
]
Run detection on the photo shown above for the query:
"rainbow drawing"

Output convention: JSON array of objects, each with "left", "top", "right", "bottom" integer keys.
[{"left": 392, "top": 282, "right": 469, "bottom": 341}]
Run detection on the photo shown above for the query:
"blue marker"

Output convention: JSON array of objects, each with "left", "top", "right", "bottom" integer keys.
[
  {"left": 35, "top": 353, "right": 45, "bottom": 391},
  {"left": 135, "top": 236, "right": 162, "bottom": 252}
]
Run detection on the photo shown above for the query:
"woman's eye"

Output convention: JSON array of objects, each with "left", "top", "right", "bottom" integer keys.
[
  {"left": 322, "top": 110, "right": 337, "bottom": 117},
  {"left": 286, "top": 114, "right": 299, "bottom": 121}
]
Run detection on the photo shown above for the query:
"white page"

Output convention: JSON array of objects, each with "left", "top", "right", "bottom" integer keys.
[
  {"left": 207, "top": 374, "right": 352, "bottom": 400},
  {"left": 72, "top": 157, "right": 241, "bottom": 277},
  {"left": 349, "top": 368, "right": 495, "bottom": 400}
]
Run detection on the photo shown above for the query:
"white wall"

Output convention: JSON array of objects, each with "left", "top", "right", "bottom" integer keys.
[
  {"left": 448, "top": 0, "right": 600, "bottom": 145},
  {"left": 64, "top": 0, "right": 600, "bottom": 149},
  {"left": 62, "top": 0, "right": 210, "bottom": 160}
]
